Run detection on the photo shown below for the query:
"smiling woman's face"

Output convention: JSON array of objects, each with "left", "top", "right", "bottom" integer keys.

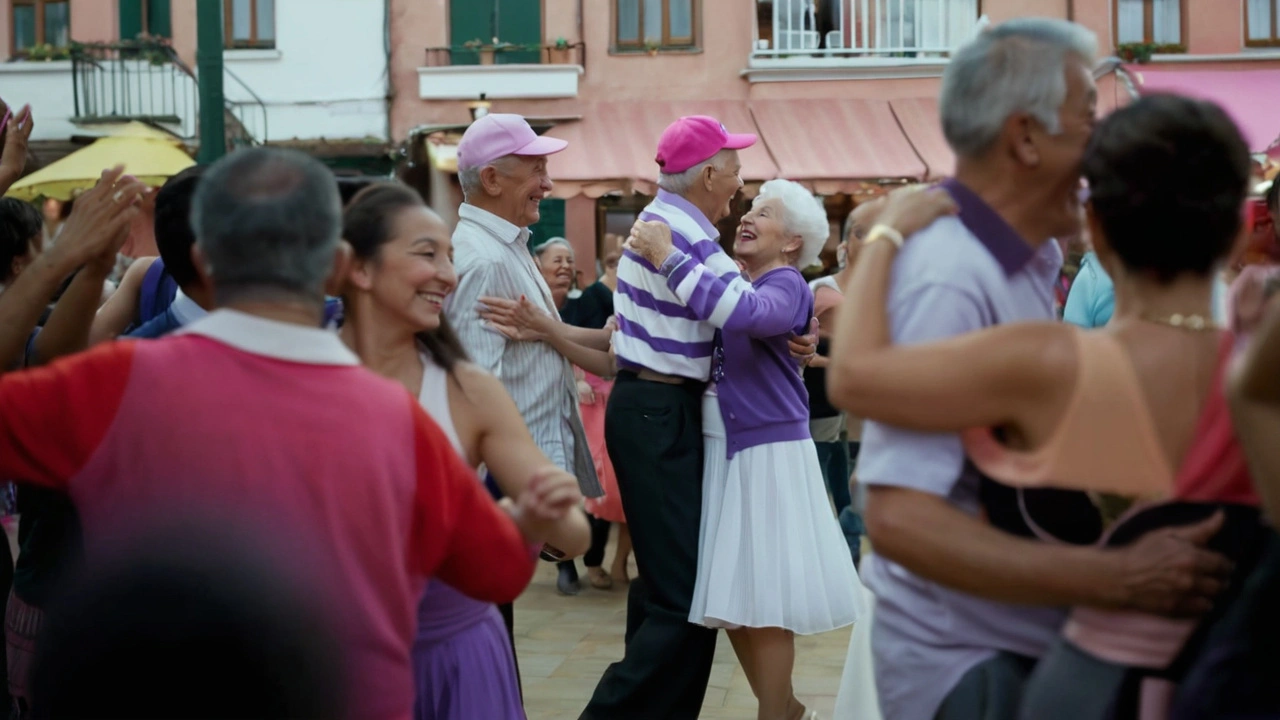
[
  {"left": 363, "top": 206, "right": 456, "bottom": 333},
  {"left": 733, "top": 196, "right": 794, "bottom": 267},
  {"left": 537, "top": 244, "right": 575, "bottom": 294}
]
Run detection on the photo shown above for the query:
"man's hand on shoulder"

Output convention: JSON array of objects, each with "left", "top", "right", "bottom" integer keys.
[{"left": 789, "top": 318, "right": 819, "bottom": 370}]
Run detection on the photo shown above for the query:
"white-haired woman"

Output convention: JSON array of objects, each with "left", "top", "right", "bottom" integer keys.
[{"left": 629, "top": 179, "right": 864, "bottom": 720}]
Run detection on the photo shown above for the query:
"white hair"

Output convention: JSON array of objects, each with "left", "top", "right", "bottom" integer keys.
[
  {"left": 754, "top": 179, "right": 828, "bottom": 270},
  {"left": 532, "top": 236, "right": 574, "bottom": 261},
  {"left": 459, "top": 155, "right": 524, "bottom": 198},
  {"left": 657, "top": 149, "right": 734, "bottom": 196},
  {"left": 941, "top": 18, "right": 1097, "bottom": 159}
]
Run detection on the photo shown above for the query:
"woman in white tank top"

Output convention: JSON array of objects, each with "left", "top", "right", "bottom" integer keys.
[{"left": 338, "top": 183, "right": 590, "bottom": 720}]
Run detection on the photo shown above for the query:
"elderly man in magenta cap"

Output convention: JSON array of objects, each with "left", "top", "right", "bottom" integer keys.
[
  {"left": 577, "top": 116, "right": 816, "bottom": 720},
  {"left": 445, "top": 113, "right": 604, "bottom": 674}
]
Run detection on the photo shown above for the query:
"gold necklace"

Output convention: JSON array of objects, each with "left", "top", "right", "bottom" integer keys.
[{"left": 1139, "top": 312, "right": 1221, "bottom": 331}]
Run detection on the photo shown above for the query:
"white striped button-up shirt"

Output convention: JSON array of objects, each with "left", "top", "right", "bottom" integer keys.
[{"left": 446, "top": 203, "right": 602, "bottom": 498}]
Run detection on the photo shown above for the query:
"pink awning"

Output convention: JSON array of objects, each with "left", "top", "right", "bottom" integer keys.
[
  {"left": 890, "top": 98, "right": 954, "bottom": 181},
  {"left": 544, "top": 101, "right": 779, "bottom": 199},
  {"left": 1133, "top": 68, "right": 1280, "bottom": 151},
  {"left": 750, "top": 99, "right": 927, "bottom": 192}
]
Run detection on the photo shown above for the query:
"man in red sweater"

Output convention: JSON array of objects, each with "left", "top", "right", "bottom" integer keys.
[{"left": 0, "top": 149, "right": 579, "bottom": 720}]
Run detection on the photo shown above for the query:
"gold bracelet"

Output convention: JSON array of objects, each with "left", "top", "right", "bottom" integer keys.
[{"left": 863, "top": 224, "right": 904, "bottom": 249}]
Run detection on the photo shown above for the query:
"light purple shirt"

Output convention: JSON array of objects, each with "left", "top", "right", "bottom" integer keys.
[{"left": 859, "top": 180, "right": 1066, "bottom": 720}]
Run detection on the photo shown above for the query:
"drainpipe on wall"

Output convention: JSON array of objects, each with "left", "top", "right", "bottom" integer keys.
[
  {"left": 384, "top": 0, "right": 394, "bottom": 152},
  {"left": 196, "top": 0, "right": 226, "bottom": 163}
]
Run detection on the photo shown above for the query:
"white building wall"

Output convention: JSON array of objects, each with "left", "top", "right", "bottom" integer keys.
[
  {"left": 0, "top": 62, "right": 77, "bottom": 142},
  {"left": 217, "top": 0, "right": 389, "bottom": 143}
]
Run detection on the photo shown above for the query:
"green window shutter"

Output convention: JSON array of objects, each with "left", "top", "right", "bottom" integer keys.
[
  {"left": 451, "top": 0, "right": 542, "bottom": 65},
  {"left": 528, "top": 198, "right": 566, "bottom": 253},
  {"left": 119, "top": 0, "right": 144, "bottom": 40},
  {"left": 497, "top": 0, "right": 541, "bottom": 64},
  {"left": 148, "top": 0, "right": 172, "bottom": 38},
  {"left": 449, "top": 0, "right": 491, "bottom": 65},
  {"left": 120, "top": 0, "right": 171, "bottom": 40}
]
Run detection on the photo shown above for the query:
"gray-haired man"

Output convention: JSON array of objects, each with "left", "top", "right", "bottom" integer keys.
[{"left": 855, "top": 19, "right": 1229, "bottom": 720}]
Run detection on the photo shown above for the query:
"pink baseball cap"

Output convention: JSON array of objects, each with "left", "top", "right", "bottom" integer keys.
[
  {"left": 457, "top": 114, "right": 568, "bottom": 171},
  {"left": 655, "top": 116, "right": 757, "bottom": 174}
]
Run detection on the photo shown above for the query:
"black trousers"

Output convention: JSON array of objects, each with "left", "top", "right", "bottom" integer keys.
[
  {"left": 583, "top": 516, "right": 612, "bottom": 569},
  {"left": 581, "top": 373, "right": 718, "bottom": 720},
  {"left": 498, "top": 602, "right": 521, "bottom": 699}
]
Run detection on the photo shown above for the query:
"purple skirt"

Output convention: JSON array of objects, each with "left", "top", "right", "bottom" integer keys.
[{"left": 413, "top": 581, "right": 525, "bottom": 720}]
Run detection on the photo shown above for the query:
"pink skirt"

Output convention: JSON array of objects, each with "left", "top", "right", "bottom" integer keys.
[{"left": 580, "top": 373, "right": 625, "bottom": 524}]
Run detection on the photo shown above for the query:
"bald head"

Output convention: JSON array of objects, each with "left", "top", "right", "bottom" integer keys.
[{"left": 192, "top": 148, "right": 342, "bottom": 304}]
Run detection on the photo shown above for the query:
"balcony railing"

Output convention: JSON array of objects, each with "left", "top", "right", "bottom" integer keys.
[
  {"left": 754, "top": 0, "right": 979, "bottom": 63},
  {"left": 69, "top": 40, "right": 267, "bottom": 148},
  {"left": 424, "top": 42, "right": 586, "bottom": 72}
]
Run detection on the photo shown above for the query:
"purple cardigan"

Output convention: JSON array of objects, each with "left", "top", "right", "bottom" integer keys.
[{"left": 660, "top": 252, "right": 813, "bottom": 458}]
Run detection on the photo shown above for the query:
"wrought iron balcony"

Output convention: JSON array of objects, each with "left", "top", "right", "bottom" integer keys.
[{"left": 69, "top": 39, "right": 267, "bottom": 149}]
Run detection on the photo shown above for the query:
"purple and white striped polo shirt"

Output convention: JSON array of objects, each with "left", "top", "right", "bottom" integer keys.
[{"left": 612, "top": 189, "right": 745, "bottom": 380}]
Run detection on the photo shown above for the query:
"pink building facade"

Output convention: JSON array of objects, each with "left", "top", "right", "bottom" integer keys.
[{"left": 389, "top": 0, "right": 1280, "bottom": 279}]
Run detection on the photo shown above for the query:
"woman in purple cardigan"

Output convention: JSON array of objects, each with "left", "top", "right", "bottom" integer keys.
[{"left": 628, "top": 179, "right": 863, "bottom": 720}]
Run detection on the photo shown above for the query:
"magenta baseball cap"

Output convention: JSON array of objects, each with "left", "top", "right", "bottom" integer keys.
[
  {"left": 655, "top": 116, "right": 757, "bottom": 174},
  {"left": 457, "top": 114, "right": 568, "bottom": 171}
]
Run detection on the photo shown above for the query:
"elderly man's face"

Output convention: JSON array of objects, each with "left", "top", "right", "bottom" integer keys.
[
  {"left": 1034, "top": 57, "right": 1097, "bottom": 240},
  {"left": 493, "top": 155, "right": 554, "bottom": 228},
  {"left": 707, "top": 150, "right": 744, "bottom": 223}
]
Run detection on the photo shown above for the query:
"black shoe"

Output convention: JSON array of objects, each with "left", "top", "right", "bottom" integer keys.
[{"left": 556, "top": 562, "right": 581, "bottom": 596}]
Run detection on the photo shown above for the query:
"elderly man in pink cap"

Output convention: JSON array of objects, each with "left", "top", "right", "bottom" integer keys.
[
  {"left": 579, "top": 116, "right": 816, "bottom": 720},
  {"left": 445, "top": 113, "right": 604, "bottom": 679}
]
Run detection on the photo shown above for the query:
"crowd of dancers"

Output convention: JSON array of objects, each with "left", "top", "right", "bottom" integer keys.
[{"left": 0, "top": 14, "right": 1277, "bottom": 720}]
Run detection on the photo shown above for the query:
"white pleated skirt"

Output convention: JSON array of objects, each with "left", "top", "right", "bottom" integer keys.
[{"left": 690, "top": 391, "right": 867, "bottom": 635}]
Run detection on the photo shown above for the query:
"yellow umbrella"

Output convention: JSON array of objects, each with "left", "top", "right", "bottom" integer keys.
[{"left": 5, "top": 131, "right": 195, "bottom": 202}]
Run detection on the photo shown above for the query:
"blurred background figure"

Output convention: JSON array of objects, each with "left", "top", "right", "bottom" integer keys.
[
  {"left": 29, "top": 522, "right": 346, "bottom": 720},
  {"left": 39, "top": 200, "right": 65, "bottom": 250},
  {"left": 557, "top": 234, "right": 632, "bottom": 590},
  {"left": 532, "top": 237, "right": 599, "bottom": 595}
]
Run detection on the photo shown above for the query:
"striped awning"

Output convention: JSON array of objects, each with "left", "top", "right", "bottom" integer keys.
[
  {"left": 749, "top": 99, "right": 928, "bottom": 193},
  {"left": 544, "top": 101, "right": 780, "bottom": 199},
  {"left": 889, "top": 97, "right": 954, "bottom": 181}
]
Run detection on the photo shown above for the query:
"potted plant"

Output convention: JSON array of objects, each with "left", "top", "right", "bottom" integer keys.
[
  {"left": 1116, "top": 42, "right": 1156, "bottom": 64},
  {"left": 550, "top": 36, "right": 572, "bottom": 64},
  {"left": 464, "top": 38, "right": 496, "bottom": 65},
  {"left": 27, "top": 43, "right": 70, "bottom": 62},
  {"left": 644, "top": 40, "right": 661, "bottom": 56}
]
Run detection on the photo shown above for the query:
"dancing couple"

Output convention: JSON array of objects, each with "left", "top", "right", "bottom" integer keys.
[{"left": 483, "top": 116, "right": 949, "bottom": 720}]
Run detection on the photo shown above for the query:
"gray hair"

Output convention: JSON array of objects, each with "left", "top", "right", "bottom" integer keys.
[
  {"left": 192, "top": 147, "right": 341, "bottom": 304},
  {"left": 459, "top": 155, "right": 523, "bottom": 198},
  {"left": 532, "top": 236, "right": 574, "bottom": 261},
  {"left": 754, "top": 179, "right": 828, "bottom": 270},
  {"left": 658, "top": 149, "right": 734, "bottom": 196},
  {"left": 940, "top": 18, "right": 1097, "bottom": 159}
]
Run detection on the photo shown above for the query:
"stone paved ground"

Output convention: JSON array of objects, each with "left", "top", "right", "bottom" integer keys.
[{"left": 514, "top": 543, "right": 852, "bottom": 720}]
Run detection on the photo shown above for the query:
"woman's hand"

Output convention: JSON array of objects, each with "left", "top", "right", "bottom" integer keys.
[
  {"left": 0, "top": 104, "right": 33, "bottom": 193},
  {"left": 479, "top": 295, "right": 555, "bottom": 342},
  {"left": 576, "top": 378, "right": 595, "bottom": 405},
  {"left": 510, "top": 466, "right": 591, "bottom": 556},
  {"left": 626, "top": 220, "right": 676, "bottom": 267},
  {"left": 870, "top": 186, "right": 958, "bottom": 241},
  {"left": 45, "top": 167, "right": 146, "bottom": 274}
]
